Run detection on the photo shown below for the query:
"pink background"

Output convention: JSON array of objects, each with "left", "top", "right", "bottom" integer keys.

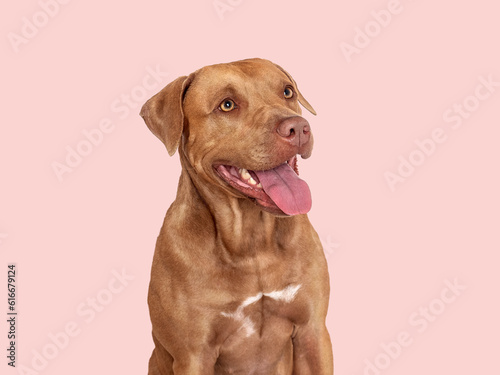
[{"left": 2, "top": 0, "right": 499, "bottom": 374}]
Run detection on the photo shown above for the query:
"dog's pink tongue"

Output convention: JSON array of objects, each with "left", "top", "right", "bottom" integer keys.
[{"left": 254, "top": 163, "right": 312, "bottom": 215}]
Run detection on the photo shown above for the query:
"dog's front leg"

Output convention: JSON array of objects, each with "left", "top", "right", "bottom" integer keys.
[
  {"left": 171, "top": 356, "right": 216, "bottom": 375},
  {"left": 292, "top": 323, "right": 333, "bottom": 375},
  {"left": 148, "top": 333, "right": 218, "bottom": 375},
  {"left": 156, "top": 348, "right": 217, "bottom": 375}
]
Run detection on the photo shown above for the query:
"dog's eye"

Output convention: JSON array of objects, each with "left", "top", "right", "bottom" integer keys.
[
  {"left": 284, "top": 86, "right": 294, "bottom": 99},
  {"left": 220, "top": 99, "right": 236, "bottom": 112}
]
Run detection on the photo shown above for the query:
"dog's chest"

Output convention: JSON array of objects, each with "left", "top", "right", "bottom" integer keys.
[
  {"left": 220, "top": 284, "right": 301, "bottom": 335},
  {"left": 215, "top": 284, "right": 304, "bottom": 372}
]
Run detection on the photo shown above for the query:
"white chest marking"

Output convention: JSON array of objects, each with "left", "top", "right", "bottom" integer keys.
[
  {"left": 264, "top": 284, "right": 301, "bottom": 303},
  {"left": 221, "top": 284, "right": 302, "bottom": 337}
]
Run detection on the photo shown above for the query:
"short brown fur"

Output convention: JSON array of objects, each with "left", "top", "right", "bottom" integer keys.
[{"left": 141, "top": 58, "right": 333, "bottom": 375}]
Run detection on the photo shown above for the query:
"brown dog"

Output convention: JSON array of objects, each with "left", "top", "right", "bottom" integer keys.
[{"left": 140, "top": 58, "right": 333, "bottom": 374}]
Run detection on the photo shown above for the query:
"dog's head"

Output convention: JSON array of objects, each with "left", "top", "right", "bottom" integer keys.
[{"left": 140, "top": 58, "right": 317, "bottom": 216}]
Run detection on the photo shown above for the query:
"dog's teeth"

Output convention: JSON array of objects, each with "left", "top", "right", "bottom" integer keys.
[
  {"left": 256, "top": 183, "right": 262, "bottom": 188},
  {"left": 248, "top": 177, "right": 257, "bottom": 185},
  {"left": 241, "top": 168, "right": 251, "bottom": 180}
]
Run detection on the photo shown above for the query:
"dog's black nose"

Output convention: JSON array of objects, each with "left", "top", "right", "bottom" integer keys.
[{"left": 276, "top": 116, "right": 311, "bottom": 148}]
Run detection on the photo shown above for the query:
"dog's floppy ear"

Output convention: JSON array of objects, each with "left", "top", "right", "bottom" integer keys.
[
  {"left": 140, "top": 74, "right": 194, "bottom": 156},
  {"left": 274, "top": 64, "right": 317, "bottom": 116}
]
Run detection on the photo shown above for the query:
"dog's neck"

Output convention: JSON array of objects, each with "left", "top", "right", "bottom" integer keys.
[{"left": 173, "top": 159, "right": 306, "bottom": 258}]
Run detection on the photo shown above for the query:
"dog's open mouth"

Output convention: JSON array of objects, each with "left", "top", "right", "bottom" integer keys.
[{"left": 214, "top": 155, "right": 312, "bottom": 216}]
